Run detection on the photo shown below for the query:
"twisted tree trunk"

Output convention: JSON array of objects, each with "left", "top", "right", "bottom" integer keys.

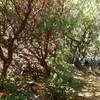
[{"left": 1, "top": 39, "right": 14, "bottom": 76}]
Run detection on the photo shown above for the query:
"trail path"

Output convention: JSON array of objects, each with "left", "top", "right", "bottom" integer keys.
[{"left": 73, "top": 69, "right": 100, "bottom": 100}]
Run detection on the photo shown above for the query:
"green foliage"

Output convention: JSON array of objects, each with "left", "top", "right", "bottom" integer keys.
[
  {"left": 37, "top": 12, "right": 76, "bottom": 33},
  {"left": 0, "top": 77, "right": 31, "bottom": 100},
  {"left": 57, "top": 48, "right": 73, "bottom": 63},
  {"left": 0, "top": 78, "right": 17, "bottom": 94},
  {"left": 46, "top": 48, "right": 85, "bottom": 100},
  {"left": 48, "top": 48, "right": 73, "bottom": 67}
]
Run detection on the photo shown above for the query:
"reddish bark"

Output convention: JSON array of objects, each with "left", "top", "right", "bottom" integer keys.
[{"left": 40, "top": 59, "right": 52, "bottom": 75}]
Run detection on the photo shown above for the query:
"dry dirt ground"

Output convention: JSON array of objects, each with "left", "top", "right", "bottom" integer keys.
[{"left": 72, "top": 69, "right": 100, "bottom": 100}]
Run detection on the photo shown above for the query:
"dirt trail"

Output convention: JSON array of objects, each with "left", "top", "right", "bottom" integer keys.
[{"left": 75, "top": 73, "right": 100, "bottom": 100}]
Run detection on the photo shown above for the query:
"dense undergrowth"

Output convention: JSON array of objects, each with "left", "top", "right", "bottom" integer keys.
[{"left": 0, "top": 48, "right": 85, "bottom": 100}]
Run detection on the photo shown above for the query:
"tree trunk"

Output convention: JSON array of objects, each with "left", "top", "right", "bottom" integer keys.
[
  {"left": 1, "top": 59, "right": 12, "bottom": 76},
  {"left": 40, "top": 59, "right": 52, "bottom": 75},
  {"left": 1, "top": 39, "right": 14, "bottom": 76},
  {"left": 1, "top": 56, "right": 12, "bottom": 76}
]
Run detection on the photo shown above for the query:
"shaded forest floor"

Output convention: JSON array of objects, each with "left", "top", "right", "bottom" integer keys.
[
  {"left": 0, "top": 66, "right": 100, "bottom": 100},
  {"left": 71, "top": 66, "right": 100, "bottom": 100},
  {"left": 35, "top": 66, "right": 100, "bottom": 100}
]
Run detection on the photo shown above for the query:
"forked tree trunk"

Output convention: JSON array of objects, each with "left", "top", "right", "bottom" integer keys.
[{"left": 40, "top": 59, "right": 52, "bottom": 75}]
